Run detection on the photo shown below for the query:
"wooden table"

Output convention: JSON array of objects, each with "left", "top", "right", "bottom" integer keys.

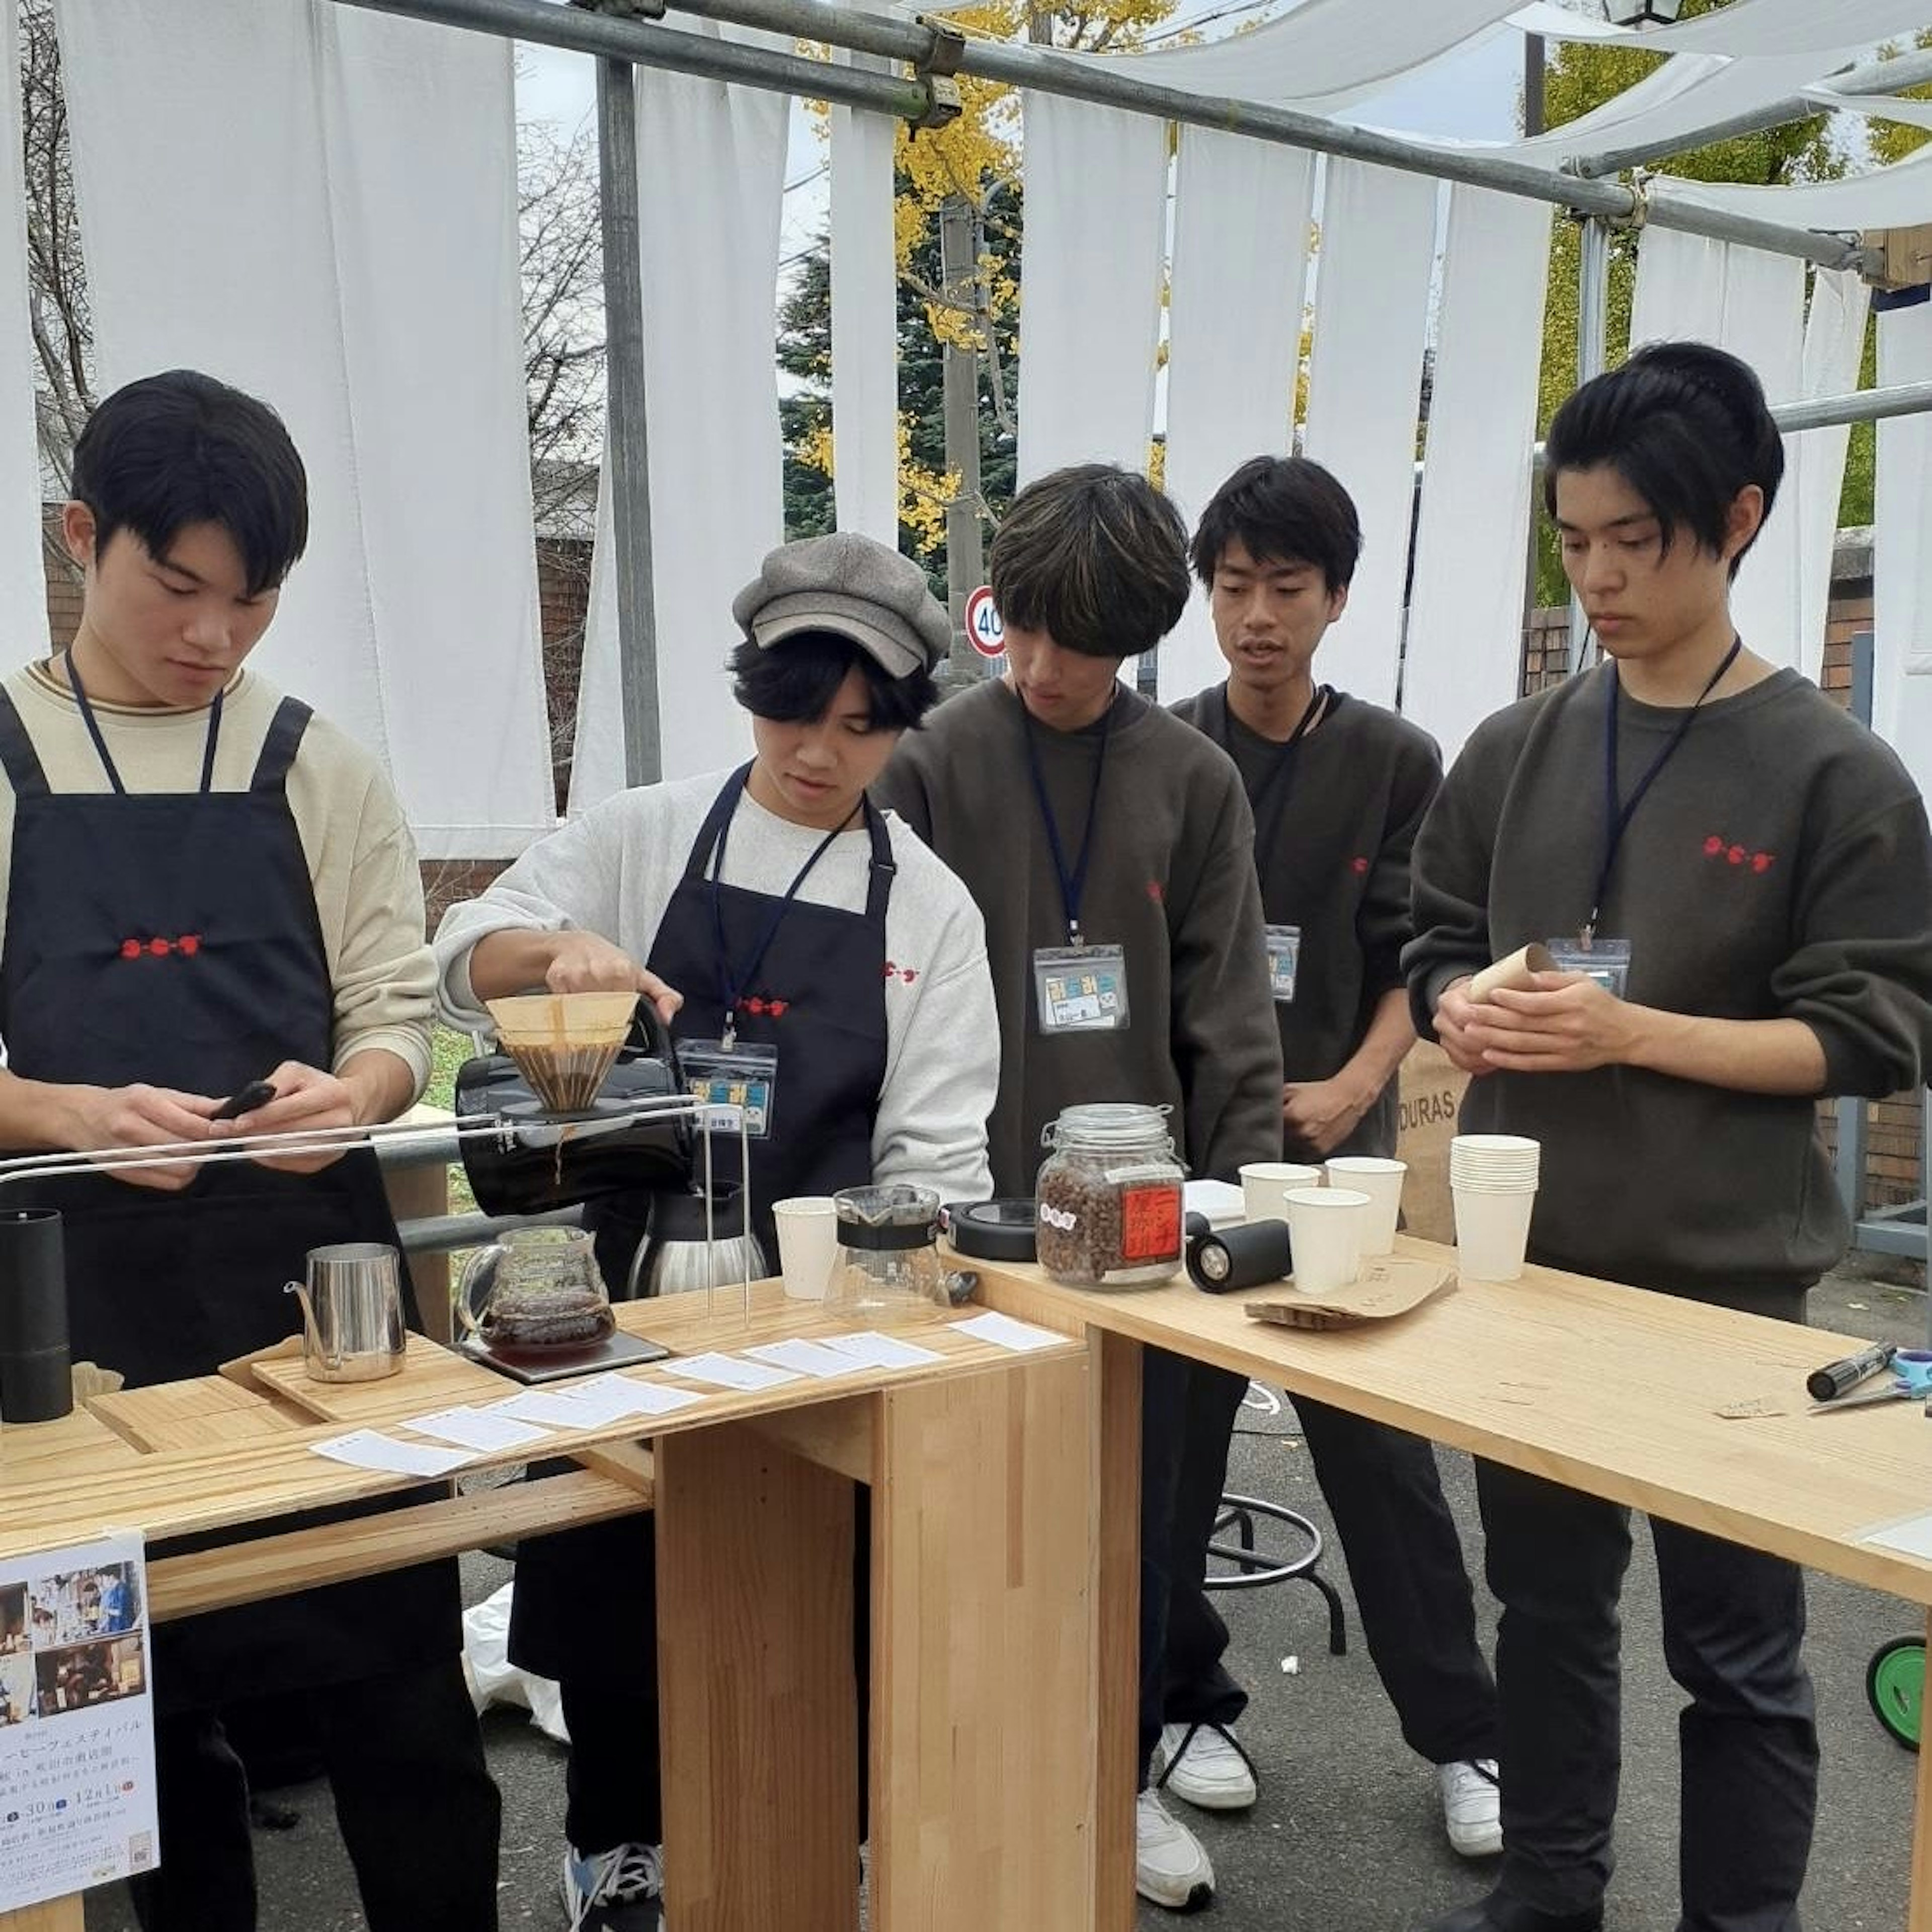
[
  {"left": 0, "top": 1288, "right": 1103, "bottom": 1932},
  {"left": 973, "top": 1239, "right": 1932, "bottom": 1932}
]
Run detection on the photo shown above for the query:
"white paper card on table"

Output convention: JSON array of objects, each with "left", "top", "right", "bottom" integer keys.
[
  {"left": 556, "top": 1375, "right": 705, "bottom": 1424},
  {"left": 0, "top": 1530, "right": 158, "bottom": 1913},
  {"left": 820, "top": 1330, "right": 946, "bottom": 1370},
  {"left": 487, "top": 1389, "right": 610, "bottom": 1430},
  {"left": 401, "top": 1407, "right": 551, "bottom": 1453},
  {"left": 662, "top": 1352, "right": 803, "bottom": 1392},
  {"left": 1184, "top": 1178, "right": 1246, "bottom": 1227},
  {"left": 744, "top": 1338, "right": 868, "bottom": 1379},
  {"left": 1861, "top": 1510, "right": 1932, "bottom": 1562},
  {"left": 951, "top": 1310, "right": 1064, "bottom": 1354},
  {"left": 311, "top": 1430, "right": 476, "bottom": 1477}
]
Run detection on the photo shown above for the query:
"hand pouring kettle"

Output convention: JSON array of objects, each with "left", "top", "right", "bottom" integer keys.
[{"left": 285, "top": 1243, "right": 408, "bottom": 1382}]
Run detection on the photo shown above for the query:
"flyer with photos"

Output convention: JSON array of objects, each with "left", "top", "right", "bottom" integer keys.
[{"left": 0, "top": 1531, "right": 157, "bottom": 1912}]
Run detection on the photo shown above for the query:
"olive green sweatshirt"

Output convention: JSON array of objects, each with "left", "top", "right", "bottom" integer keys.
[
  {"left": 1405, "top": 664, "right": 1932, "bottom": 1292},
  {"left": 1172, "top": 683, "right": 1441, "bottom": 1162},
  {"left": 875, "top": 678, "right": 1284, "bottom": 1198}
]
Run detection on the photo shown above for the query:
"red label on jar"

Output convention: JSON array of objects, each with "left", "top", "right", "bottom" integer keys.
[{"left": 1120, "top": 1183, "right": 1181, "bottom": 1263}]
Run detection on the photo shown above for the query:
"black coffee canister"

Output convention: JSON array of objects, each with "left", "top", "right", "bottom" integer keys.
[{"left": 0, "top": 1208, "right": 71, "bottom": 1422}]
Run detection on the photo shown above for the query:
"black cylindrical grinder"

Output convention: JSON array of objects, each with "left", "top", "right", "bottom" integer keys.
[
  {"left": 1185, "top": 1214, "right": 1292, "bottom": 1295},
  {"left": 0, "top": 1208, "right": 70, "bottom": 1422}
]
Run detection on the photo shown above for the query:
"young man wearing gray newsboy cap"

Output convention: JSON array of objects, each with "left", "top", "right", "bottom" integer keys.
[{"left": 435, "top": 530, "right": 999, "bottom": 1931}]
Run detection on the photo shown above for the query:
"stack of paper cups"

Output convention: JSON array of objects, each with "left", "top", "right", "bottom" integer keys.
[
  {"left": 1239, "top": 1162, "right": 1322, "bottom": 1227},
  {"left": 1449, "top": 1136, "right": 1540, "bottom": 1282},
  {"left": 1324, "top": 1157, "right": 1406, "bottom": 1256},
  {"left": 1285, "top": 1187, "right": 1371, "bottom": 1295}
]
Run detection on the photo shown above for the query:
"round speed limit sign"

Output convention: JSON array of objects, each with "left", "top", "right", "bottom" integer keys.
[{"left": 964, "top": 585, "right": 1006, "bottom": 660}]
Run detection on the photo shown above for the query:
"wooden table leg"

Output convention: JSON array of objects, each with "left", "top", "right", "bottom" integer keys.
[
  {"left": 0, "top": 1899, "right": 84, "bottom": 1930},
  {"left": 656, "top": 1421, "right": 860, "bottom": 1930},
  {"left": 1094, "top": 1331, "right": 1142, "bottom": 1932},
  {"left": 1911, "top": 1606, "right": 1932, "bottom": 1931},
  {"left": 868, "top": 1352, "right": 1099, "bottom": 1931}
]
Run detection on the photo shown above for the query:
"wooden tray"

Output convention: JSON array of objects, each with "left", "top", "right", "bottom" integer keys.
[{"left": 1246, "top": 1257, "right": 1456, "bottom": 1331}]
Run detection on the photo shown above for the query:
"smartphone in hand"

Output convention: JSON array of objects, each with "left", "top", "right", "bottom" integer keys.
[{"left": 210, "top": 1079, "right": 277, "bottom": 1123}]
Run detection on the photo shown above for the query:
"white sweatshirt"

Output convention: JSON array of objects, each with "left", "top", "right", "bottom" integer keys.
[{"left": 434, "top": 771, "right": 997, "bottom": 1205}]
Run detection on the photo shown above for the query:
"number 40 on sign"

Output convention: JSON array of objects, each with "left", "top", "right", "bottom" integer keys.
[{"left": 965, "top": 585, "right": 1005, "bottom": 661}]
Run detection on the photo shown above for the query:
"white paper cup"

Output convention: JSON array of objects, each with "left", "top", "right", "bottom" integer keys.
[
  {"left": 772, "top": 1196, "right": 839, "bottom": 1301},
  {"left": 1285, "top": 1186, "right": 1370, "bottom": 1295},
  {"left": 1324, "top": 1157, "right": 1406, "bottom": 1256},
  {"left": 1240, "top": 1162, "right": 1323, "bottom": 1227},
  {"left": 1453, "top": 1185, "right": 1537, "bottom": 1282}
]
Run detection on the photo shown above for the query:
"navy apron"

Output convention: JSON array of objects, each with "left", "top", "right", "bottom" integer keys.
[
  {"left": 0, "top": 676, "right": 460, "bottom": 1714},
  {"left": 510, "top": 763, "right": 893, "bottom": 1686}
]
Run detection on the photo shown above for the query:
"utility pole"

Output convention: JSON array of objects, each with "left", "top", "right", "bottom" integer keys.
[{"left": 939, "top": 194, "right": 986, "bottom": 685}]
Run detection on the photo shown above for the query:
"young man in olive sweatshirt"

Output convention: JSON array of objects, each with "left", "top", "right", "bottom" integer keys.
[
  {"left": 1171, "top": 456, "right": 1501, "bottom": 1859},
  {"left": 1405, "top": 343, "right": 1932, "bottom": 1932},
  {"left": 874, "top": 463, "right": 1283, "bottom": 1913}
]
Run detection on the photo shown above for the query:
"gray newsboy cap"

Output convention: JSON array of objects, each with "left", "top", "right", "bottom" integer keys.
[{"left": 732, "top": 531, "right": 950, "bottom": 679}]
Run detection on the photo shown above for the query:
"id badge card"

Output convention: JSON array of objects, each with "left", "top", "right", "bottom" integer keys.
[
  {"left": 1545, "top": 936, "right": 1633, "bottom": 999},
  {"left": 1033, "top": 945, "right": 1131, "bottom": 1035},
  {"left": 678, "top": 1039, "right": 777, "bottom": 1138},
  {"left": 1265, "top": 924, "right": 1302, "bottom": 1005}
]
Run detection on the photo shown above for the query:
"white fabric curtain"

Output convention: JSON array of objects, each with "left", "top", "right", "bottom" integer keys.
[
  {"left": 1300, "top": 163, "right": 1439, "bottom": 711},
  {"left": 1806, "top": 89, "right": 1932, "bottom": 132},
  {"left": 1014, "top": 96, "right": 1167, "bottom": 487},
  {"left": 1871, "top": 300, "right": 1932, "bottom": 799},
  {"left": 829, "top": 83, "right": 900, "bottom": 543},
  {"left": 1512, "top": 0, "right": 1932, "bottom": 53},
  {"left": 1791, "top": 271, "right": 1872, "bottom": 685},
  {"left": 570, "top": 36, "right": 787, "bottom": 811},
  {"left": 1402, "top": 187, "right": 1552, "bottom": 762},
  {"left": 1630, "top": 227, "right": 1809, "bottom": 671},
  {"left": 1092, "top": 0, "right": 1523, "bottom": 103},
  {"left": 320, "top": 14, "right": 552, "bottom": 856},
  {"left": 0, "top": 0, "right": 45, "bottom": 640},
  {"left": 1158, "top": 133, "right": 1316, "bottom": 704},
  {"left": 57, "top": 0, "right": 552, "bottom": 857},
  {"left": 1649, "top": 146, "right": 1932, "bottom": 229}
]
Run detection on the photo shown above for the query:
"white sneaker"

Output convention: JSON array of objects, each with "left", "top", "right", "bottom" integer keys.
[
  {"left": 1438, "top": 1758, "right": 1503, "bottom": 1859},
  {"left": 1135, "top": 1789, "right": 1215, "bottom": 1912},
  {"left": 1158, "top": 1720, "right": 1258, "bottom": 1811}
]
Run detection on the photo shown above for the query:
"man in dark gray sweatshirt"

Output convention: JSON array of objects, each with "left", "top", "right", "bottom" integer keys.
[
  {"left": 1172, "top": 456, "right": 1501, "bottom": 1861},
  {"left": 1405, "top": 343, "right": 1932, "bottom": 1932},
  {"left": 875, "top": 463, "right": 1283, "bottom": 1914}
]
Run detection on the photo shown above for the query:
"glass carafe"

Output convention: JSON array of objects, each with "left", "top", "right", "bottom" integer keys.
[{"left": 829, "top": 1185, "right": 945, "bottom": 1324}]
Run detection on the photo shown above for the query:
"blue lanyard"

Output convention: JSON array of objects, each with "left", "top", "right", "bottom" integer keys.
[
  {"left": 707, "top": 776, "right": 862, "bottom": 1046},
  {"left": 1587, "top": 636, "right": 1740, "bottom": 941},
  {"left": 1021, "top": 696, "right": 1113, "bottom": 947},
  {"left": 1217, "top": 681, "right": 1327, "bottom": 857},
  {"left": 66, "top": 654, "right": 223, "bottom": 796}
]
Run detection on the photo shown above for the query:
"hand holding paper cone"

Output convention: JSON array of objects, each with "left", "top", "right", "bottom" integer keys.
[{"left": 1468, "top": 944, "right": 1559, "bottom": 1003}]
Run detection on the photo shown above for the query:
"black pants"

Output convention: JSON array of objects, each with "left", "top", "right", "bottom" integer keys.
[
  {"left": 1294, "top": 1395, "right": 1498, "bottom": 1765},
  {"left": 528, "top": 1496, "right": 873, "bottom": 1853},
  {"left": 1479, "top": 1277, "right": 1818, "bottom": 1930},
  {"left": 1141, "top": 1348, "right": 1250, "bottom": 1786},
  {"left": 126, "top": 1657, "right": 500, "bottom": 1932}
]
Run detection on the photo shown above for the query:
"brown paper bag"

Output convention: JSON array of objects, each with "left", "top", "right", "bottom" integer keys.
[{"left": 1396, "top": 1039, "right": 1469, "bottom": 1246}]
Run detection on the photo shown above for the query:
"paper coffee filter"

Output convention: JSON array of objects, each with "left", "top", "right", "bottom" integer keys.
[{"left": 486, "top": 992, "right": 638, "bottom": 1113}]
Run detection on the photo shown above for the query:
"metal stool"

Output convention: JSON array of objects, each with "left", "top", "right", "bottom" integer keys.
[{"left": 1204, "top": 1386, "right": 1349, "bottom": 1657}]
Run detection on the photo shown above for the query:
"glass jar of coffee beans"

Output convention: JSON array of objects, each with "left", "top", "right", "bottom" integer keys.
[{"left": 1035, "top": 1103, "right": 1185, "bottom": 1288}]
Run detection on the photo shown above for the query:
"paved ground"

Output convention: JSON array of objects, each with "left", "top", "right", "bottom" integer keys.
[{"left": 88, "top": 1265, "right": 1929, "bottom": 1931}]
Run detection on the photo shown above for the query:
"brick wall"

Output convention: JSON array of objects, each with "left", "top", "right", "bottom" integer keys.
[{"left": 1526, "top": 569, "right": 1919, "bottom": 1224}]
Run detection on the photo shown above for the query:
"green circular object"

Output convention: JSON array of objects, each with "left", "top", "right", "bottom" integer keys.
[{"left": 1867, "top": 1637, "right": 1924, "bottom": 1751}]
